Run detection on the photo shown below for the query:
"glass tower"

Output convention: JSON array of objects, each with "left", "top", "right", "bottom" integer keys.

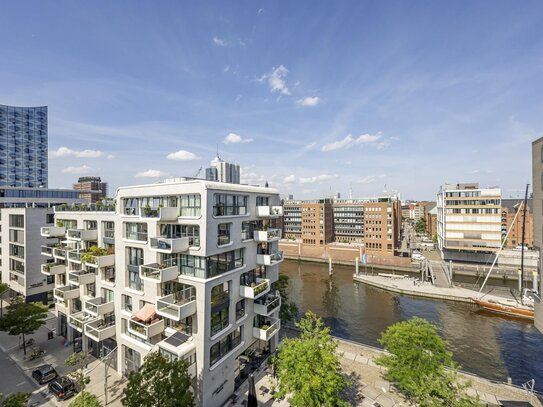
[{"left": 0, "top": 104, "right": 48, "bottom": 188}]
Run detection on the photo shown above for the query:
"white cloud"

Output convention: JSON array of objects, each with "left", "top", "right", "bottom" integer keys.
[
  {"left": 107, "top": 154, "right": 115, "bottom": 160},
  {"left": 259, "top": 65, "right": 291, "bottom": 96},
  {"left": 299, "top": 174, "right": 339, "bottom": 184},
  {"left": 61, "top": 165, "right": 94, "bottom": 175},
  {"left": 136, "top": 169, "right": 169, "bottom": 178},
  {"left": 355, "top": 174, "right": 387, "bottom": 184},
  {"left": 305, "top": 142, "right": 317, "bottom": 150},
  {"left": 257, "top": 8, "right": 264, "bottom": 14},
  {"left": 213, "top": 36, "right": 228, "bottom": 47},
  {"left": 166, "top": 150, "right": 199, "bottom": 160},
  {"left": 283, "top": 175, "right": 296, "bottom": 184},
  {"left": 298, "top": 96, "right": 320, "bottom": 107},
  {"left": 321, "top": 133, "right": 383, "bottom": 152},
  {"left": 223, "top": 65, "right": 230, "bottom": 73},
  {"left": 224, "top": 133, "right": 254, "bottom": 144},
  {"left": 50, "top": 146, "right": 104, "bottom": 159}
]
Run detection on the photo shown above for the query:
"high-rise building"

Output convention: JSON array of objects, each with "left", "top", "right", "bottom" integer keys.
[
  {"left": 531, "top": 138, "right": 543, "bottom": 332},
  {"left": 437, "top": 183, "right": 502, "bottom": 263},
  {"left": 0, "top": 104, "right": 48, "bottom": 188},
  {"left": 44, "top": 179, "right": 282, "bottom": 405},
  {"left": 73, "top": 176, "right": 108, "bottom": 203},
  {"left": 205, "top": 155, "right": 240, "bottom": 184}
]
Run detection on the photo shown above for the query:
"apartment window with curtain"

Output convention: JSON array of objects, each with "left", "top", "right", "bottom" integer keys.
[
  {"left": 9, "top": 215, "right": 24, "bottom": 228},
  {"left": 127, "top": 247, "right": 144, "bottom": 291},
  {"left": 217, "top": 223, "right": 231, "bottom": 246},
  {"left": 102, "top": 221, "right": 115, "bottom": 239},
  {"left": 84, "top": 220, "right": 97, "bottom": 230},
  {"left": 125, "top": 222, "right": 148, "bottom": 241},
  {"left": 180, "top": 194, "right": 201, "bottom": 217},
  {"left": 213, "top": 194, "right": 248, "bottom": 216}
]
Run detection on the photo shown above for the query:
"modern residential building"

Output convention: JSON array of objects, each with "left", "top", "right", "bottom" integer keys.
[
  {"left": 0, "top": 104, "right": 48, "bottom": 188},
  {"left": 205, "top": 155, "right": 241, "bottom": 184},
  {"left": 45, "top": 178, "right": 282, "bottom": 406},
  {"left": 409, "top": 202, "right": 426, "bottom": 222},
  {"left": 501, "top": 199, "right": 533, "bottom": 249},
  {"left": 531, "top": 138, "right": 543, "bottom": 332},
  {"left": 437, "top": 183, "right": 502, "bottom": 263},
  {"left": 73, "top": 176, "right": 108, "bottom": 203}
]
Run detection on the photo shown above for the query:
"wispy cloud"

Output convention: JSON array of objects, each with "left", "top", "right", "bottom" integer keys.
[
  {"left": 223, "top": 65, "right": 230, "bottom": 73},
  {"left": 294, "top": 174, "right": 340, "bottom": 184},
  {"left": 212, "top": 36, "right": 228, "bottom": 47},
  {"left": 136, "top": 169, "right": 169, "bottom": 178},
  {"left": 305, "top": 142, "right": 317, "bottom": 150},
  {"left": 50, "top": 146, "right": 104, "bottom": 159},
  {"left": 298, "top": 96, "right": 320, "bottom": 107},
  {"left": 166, "top": 150, "right": 199, "bottom": 160},
  {"left": 355, "top": 174, "right": 387, "bottom": 184},
  {"left": 321, "top": 133, "right": 383, "bottom": 152},
  {"left": 258, "top": 65, "right": 291, "bottom": 96},
  {"left": 61, "top": 165, "right": 94, "bottom": 174},
  {"left": 283, "top": 174, "right": 296, "bottom": 184},
  {"left": 224, "top": 133, "right": 254, "bottom": 144}
]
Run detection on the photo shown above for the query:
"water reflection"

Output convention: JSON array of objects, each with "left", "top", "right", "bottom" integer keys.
[{"left": 280, "top": 260, "right": 543, "bottom": 391}]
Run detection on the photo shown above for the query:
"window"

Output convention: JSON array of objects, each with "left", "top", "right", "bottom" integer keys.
[
  {"left": 9, "top": 244, "right": 24, "bottom": 259},
  {"left": 209, "top": 327, "right": 242, "bottom": 366},
  {"left": 178, "top": 255, "right": 206, "bottom": 278},
  {"left": 101, "top": 288, "right": 114, "bottom": 302},
  {"left": 211, "top": 307, "right": 229, "bottom": 336},
  {"left": 84, "top": 220, "right": 97, "bottom": 230},
  {"left": 213, "top": 194, "right": 248, "bottom": 216},
  {"left": 241, "top": 221, "right": 256, "bottom": 240},
  {"left": 127, "top": 247, "right": 144, "bottom": 291},
  {"left": 256, "top": 196, "right": 269, "bottom": 206},
  {"left": 125, "top": 223, "right": 148, "bottom": 241},
  {"left": 9, "top": 215, "right": 24, "bottom": 228},
  {"left": 159, "top": 224, "right": 200, "bottom": 247},
  {"left": 235, "top": 299, "right": 245, "bottom": 320},
  {"left": 122, "top": 295, "right": 133, "bottom": 312},
  {"left": 218, "top": 223, "right": 231, "bottom": 246},
  {"left": 206, "top": 249, "right": 244, "bottom": 278},
  {"left": 102, "top": 221, "right": 115, "bottom": 239},
  {"left": 9, "top": 229, "right": 24, "bottom": 244},
  {"left": 180, "top": 194, "right": 201, "bottom": 217},
  {"left": 46, "top": 213, "right": 54, "bottom": 224},
  {"left": 58, "top": 219, "right": 77, "bottom": 229}
]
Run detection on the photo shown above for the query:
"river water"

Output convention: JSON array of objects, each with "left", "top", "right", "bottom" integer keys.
[{"left": 280, "top": 260, "right": 543, "bottom": 391}]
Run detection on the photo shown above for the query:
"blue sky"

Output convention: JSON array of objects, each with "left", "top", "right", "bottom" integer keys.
[{"left": 1, "top": 1, "right": 542, "bottom": 200}]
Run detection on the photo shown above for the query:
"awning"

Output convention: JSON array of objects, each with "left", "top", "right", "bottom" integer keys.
[{"left": 134, "top": 303, "right": 156, "bottom": 322}]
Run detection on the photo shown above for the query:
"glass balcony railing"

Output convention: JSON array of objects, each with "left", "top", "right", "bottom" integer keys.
[
  {"left": 85, "top": 297, "right": 115, "bottom": 316},
  {"left": 85, "top": 318, "right": 116, "bottom": 341},
  {"left": 149, "top": 237, "right": 189, "bottom": 253},
  {"left": 254, "top": 228, "right": 282, "bottom": 243},
  {"left": 139, "top": 263, "right": 179, "bottom": 283},
  {"left": 254, "top": 293, "right": 281, "bottom": 316},
  {"left": 240, "top": 278, "right": 270, "bottom": 300},
  {"left": 256, "top": 206, "right": 283, "bottom": 218},
  {"left": 156, "top": 287, "right": 196, "bottom": 321},
  {"left": 253, "top": 317, "right": 280, "bottom": 341},
  {"left": 127, "top": 318, "right": 165, "bottom": 340}
]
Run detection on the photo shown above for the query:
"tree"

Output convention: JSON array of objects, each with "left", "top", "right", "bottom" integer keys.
[
  {"left": 272, "top": 311, "right": 349, "bottom": 407},
  {"left": 375, "top": 317, "right": 482, "bottom": 407},
  {"left": 275, "top": 274, "right": 298, "bottom": 324},
  {"left": 415, "top": 218, "right": 427, "bottom": 235},
  {"left": 0, "top": 282, "right": 9, "bottom": 318},
  {"left": 0, "top": 296, "right": 47, "bottom": 355},
  {"left": 121, "top": 352, "right": 194, "bottom": 407},
  {"left": 2, "top": 392, "right": 30, "bottom": 407},
  {"left": 65, "top": 352, "right": 92, "bottom": 392},
  {"left": 69, "top": 392, "right": 102, "bottom": 407}
]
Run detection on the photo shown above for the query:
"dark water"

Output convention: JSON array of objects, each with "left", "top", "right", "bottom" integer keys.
[{"left": 280, "top": 260, "right": 543, "bottom": 391}]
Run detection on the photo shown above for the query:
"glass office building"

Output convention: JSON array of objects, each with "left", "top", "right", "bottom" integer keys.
[{"left": 0, "top": 104, "right": 48, "bottom": 188}]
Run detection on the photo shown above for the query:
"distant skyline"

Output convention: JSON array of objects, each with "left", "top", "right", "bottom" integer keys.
[{"left": 1, "top": 1, "right": 542, "bottom": 200}]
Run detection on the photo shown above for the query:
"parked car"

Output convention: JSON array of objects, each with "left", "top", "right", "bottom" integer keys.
[
  {"left": 31, "top": 364, "right": 58, "bottom": 384},
  {"left": 412, "top": 253, "right": 424, "bottom": 261},
  {"left": 48, "top": 376, "right": 76, "bottom": 401}
]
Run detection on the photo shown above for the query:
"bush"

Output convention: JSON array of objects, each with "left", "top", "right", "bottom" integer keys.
[{"left": 68, "top": 392, "right": 102, "bottom": 407}]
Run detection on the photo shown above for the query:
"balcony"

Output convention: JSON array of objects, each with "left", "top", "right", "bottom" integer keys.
[
  {"left": 254, "top": 293, "right": 281, "bottom": 316},
  {"left": 85, "top": 319, "right": 116, "bottom": 342},
  {"left": 156, "top": 287, "right": 196, "bottom": 321},
  {"left": 85, "top": 297, "right": 115, "bottom": 317},
  {"left": 67, "top": 229, "right": 98, "bottom": 241},
  {"left": 82, "top": 253, "right": 115, "bottom": 269},
  {"left": 40, "top": 226, "right": 66, "bottom": 237},
  {"left": 41, "top": 245, "right": 55, "bottom": 257},
  {"left": 68, "top": 270, "right": 96, "bottom": 286},
  {"left": 54, "top": 285, "right": 80, "bottom": 301},
  {"left": 67, "top": 250, "right": 81, "bottom": 263},
  {"left": 256, "top": 206, "right": 283, "bottom": 218},
  {"left": 256, "top": 251, "right": 284, "bottom": 266},
  {"left": 140, "top": 263, "right": 178, "bottom": 283},
  {"left": 140, "top": 206, "right": 178, "bottom": 221},
  {"left": 127, "top": 317, "right": 165, "bottom": 340},
  {"left": 254, "top": 228, "right": 282, "bottom": 243},
  {"left": 41, "top": 263, "right": 66, "bottom": 276},
  {"left": 68, "top": 311, "right": 95, "bottom": 333},
  {"left": 240, "top": 278, "right": 270, "bottom": 300},
  {"left": 157, "top": 332, "right": 196, "bottom": 377},
  {"left": 54, "top": 247, "right": 71, "bottom": 260},
  {"left": 253, "top": 317, "right": 280, "bottom": 341},
  {"left": 149, "top": 237, "right": 189, "bottom": 254}
]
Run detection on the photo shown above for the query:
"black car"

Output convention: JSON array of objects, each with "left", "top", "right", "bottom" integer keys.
[
  {"left": 31, "top": 365, "right": 58, "bottom": 384},
  {"left": 48, "top": 376, "right": 76, "bottom": 401}
]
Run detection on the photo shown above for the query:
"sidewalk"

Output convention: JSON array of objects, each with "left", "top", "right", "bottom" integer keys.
[{"left": 0, "top": 311, "right": 125, "bottom": 406}]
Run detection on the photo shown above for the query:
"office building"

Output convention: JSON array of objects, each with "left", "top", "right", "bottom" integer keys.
[
  {"left": 437, "top": 183, "right": 502, "bottom": 263},
  {"left": 73, "top": 176, "right": 108, "bottom": 203},
  {"left": 44, "top": 179, "right": 282, "bottom": 405},
  {"left": 501, "top": 199, "right": 533, "bottom": 249},
  {"left": 0, "top": 104, "right": 48, "bottom": 188},
  {"left": 531, "top": 138, "right": 543, "bottom": 332},
  {"left": 205, "top": 155, "right": 240, "bottom": 184}
]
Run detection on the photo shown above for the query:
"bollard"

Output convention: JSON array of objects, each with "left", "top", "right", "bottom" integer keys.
[{"left": 355, "top": 257, "right": 359, "bottom": 275}]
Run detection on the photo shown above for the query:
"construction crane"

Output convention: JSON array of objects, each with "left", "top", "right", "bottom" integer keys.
[{"left": 193, "top": 166, "right": 202, "bottom": 178}]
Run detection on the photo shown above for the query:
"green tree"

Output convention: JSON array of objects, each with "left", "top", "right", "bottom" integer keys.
[
  {"left": 275, "top": 274, "right": 298, "bottom": 324},
  {"left": 415, "top": 218, "right": 427, "bottom": 234},
  {"left": 376, "top": 317, "right": 482, "bottom": 407},
  {"left": 0, "top": 296, "right": 47, "bottom": 355},
  {"left": 2, "top": 392, "right": 30, "bottom": 407},
  {"left": 121, "top": 352, "right": 194, "bottom": 407},
  {"left": 273, "top": 311, "right": 349, "bottom": 407},
  {"left": 68, "top": 392, "right": 102, "bottom": 407},
  {"left": 432, "top": 234, "right": 438, "bottom": 244},
  {"left": 0, "top": 282, "right": 9, "bottom": 318},
  {"left": 65, "top": 352, "right": 92, "bottom": 392}
]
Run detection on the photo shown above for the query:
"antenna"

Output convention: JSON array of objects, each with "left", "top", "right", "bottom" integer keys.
[{"left": 349, "top": 183, "right": 353, "bottom": 199}]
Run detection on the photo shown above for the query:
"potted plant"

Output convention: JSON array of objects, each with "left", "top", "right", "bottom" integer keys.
[{"left": 143, "top": 204, "right": 152, "bottom": 216}]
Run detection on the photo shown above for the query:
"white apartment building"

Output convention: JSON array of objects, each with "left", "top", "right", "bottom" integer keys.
[
  {"left": 437, "top": 183, "right": 502, "bottom": 263},
  {"left": 43, "top": 179, "right": 283, "bottom": 406}
]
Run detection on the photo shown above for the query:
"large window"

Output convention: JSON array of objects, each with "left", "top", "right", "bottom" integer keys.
[
  {"left": 213, "top": 194, "right": 248, "bottom": 216},
  {"left": 102, "top": 221, "right": 115, "bottom": 239},
  {"left": 180, "top": 194, "right": 201, "bottom": 217},
  {"left": 9, "top": 229, "right": 24, "bottom": 244},
  {"left": 241, "top": 221, "right": 257, "bottom": 240},
  {"left": 211, "top": 307, "right": 229, "bottom": 336},
  {"left": 9, "top": 244, "right": 24, "bottom": 259},
  {"left": 217, "top": 223, "right": 231, "bottom": 246},
  {"left": 9, "top": 215, "right": 24, "bottom": 228},
  {"left": 207, "top": 249, "right": 244, "bottom": 278},
  {"left": 58, "top": 219, "right": 77, "bottom": 229},
  {"left": 84, "top": 220, "right": 97, "bottom": 230},
  {"left": 127, "top": 247, "right": 144, "bottom": 291},
  {"left": 159, "top": 224, "right": 200, "bottom": 247},
  {"left": 125, "top": 223, "right": 148, "bottom": 241},
  {"left": 177, "top": 255, "right": 206, "bottom": 278},
  {"left": 209, "top": 327, "right": 242, "bottom": 366}
]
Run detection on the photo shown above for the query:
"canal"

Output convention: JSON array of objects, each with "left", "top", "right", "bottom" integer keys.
[{"left": 280, "top": 259, "right": 543, "bottom": 391}]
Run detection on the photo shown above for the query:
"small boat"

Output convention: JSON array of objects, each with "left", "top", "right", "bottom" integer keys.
[{"left": 473, "top": 296, "right": 534, "bottom": 320}]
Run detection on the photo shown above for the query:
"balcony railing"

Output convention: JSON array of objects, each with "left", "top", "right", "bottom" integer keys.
[
  {"left": 139, "top": 263, "right": 178, "bottom": 283},
  {"left": 149, "top": 237, "right": 189, "bottom": 254},
  {"left": 54, "top": 285, "right": 80, "bottom": 301},
  {"left": 54, "top": 247, "right": 71, "bottom": 260},
  {"left": 256, "top": 251, "right": 284, "bottom": 266},
  {"left": 240, "top": 278, "right": 270, "bottom": 300},
  {"left": 68, "top": 250, "right": 81, "bottom": 262},
  {"left": 68, "top": 311, "right": 96, "bottom": 332},
  {"left": 85, "top": 319, "right": 116, "bottom": 341},
  {"left": 40, "top": 226, "right": 66, "bottom": 237},
  {"left": 41, "top": 263, "right": 66, "bottom": 276},
  {"left": 156, "top": 287, "right": 196, "bottom": 321},
  {"left": 82, "top": 253, "right": 115, "bottom": 268},
  {"left": 139, "top": 206, "right": 178, "bottom": 221},
  {"left": 127, "top": 318, "right": 165, "bottom": 340},
  {"left": 253, "top": 317, "right": 280, "bottom": 341},
  {"left": 55, "top": 203, "right": 116, "bottom": 212},
  {"left": 67, "top": 229, "right": 98, "bottom": 241},
  {"left": 256, "top": 206, "right": 283, "bottom": 218},
  {"left": 68, "top": 270, "right": 96, "bottom": 286},
  {"left": 254, "top": 293, "right": 281, "bottom": 316},
  {"left": 85, "top": 297, "right": 115, "bottom": 316},
  {"left": 41, "top": 245, "right": 55, "bottom": 257},
  {"left": 254, "top": 228, "right": 282, "bottom": 243}
]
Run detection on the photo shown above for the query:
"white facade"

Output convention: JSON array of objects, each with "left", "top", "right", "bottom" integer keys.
[
  {"left": 437, "top": 183, "right": 501, "bottom": 262},
  {"left": 45, "top": 179, "right": 281, "bottom": 406}
]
